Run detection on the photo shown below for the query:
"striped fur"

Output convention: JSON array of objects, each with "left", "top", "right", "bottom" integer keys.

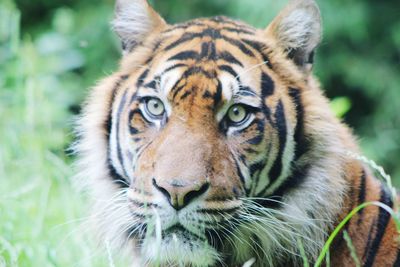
[{"left": 74, "top": 0, "right": 400, "bottom": 266}]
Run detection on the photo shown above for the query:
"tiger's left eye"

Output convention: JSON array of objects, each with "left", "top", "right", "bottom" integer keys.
[
  {"left": 228, "top": 105, "right": 248, "bottom": 124},
  {"left": 145, "top": 98, "right": 165, "bottom": 117}
]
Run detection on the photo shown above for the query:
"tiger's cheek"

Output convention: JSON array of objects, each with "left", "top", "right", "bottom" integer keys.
[
  {"left": 223, "top": 114, "right": 276, "bottom": 194},
  {"left": 131, "top": 144, "right": 158, "bottom": 192},
  {"left": 207, "top": 144, "right": 247, "bottom": 200}
]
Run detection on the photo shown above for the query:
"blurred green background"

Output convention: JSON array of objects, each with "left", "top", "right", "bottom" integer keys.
[{"left": 0, "top": 0, "right": 399, "bottom": 266}]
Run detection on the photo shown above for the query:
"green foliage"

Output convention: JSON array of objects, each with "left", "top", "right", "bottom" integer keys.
[
  {"left": 330, "top": 97, "right": 352, "bottom": 119},
  {"left": 0, "top": 0, "right": 399, "bottom": 266},
  {"left": 0, "top": 1, "right": 127, "bottom": 266}
]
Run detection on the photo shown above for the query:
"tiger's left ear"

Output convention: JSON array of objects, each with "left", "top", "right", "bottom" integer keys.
[
  {"left": 266, "top": 0, "right": 322, "bottom": 72},
  {"left": 112, "top": 0, "right": 166, "bottom": 53}
]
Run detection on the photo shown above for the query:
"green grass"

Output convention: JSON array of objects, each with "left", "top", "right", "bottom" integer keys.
[{"left": 0, "top": 3, "right": 126, "bottom": 266}]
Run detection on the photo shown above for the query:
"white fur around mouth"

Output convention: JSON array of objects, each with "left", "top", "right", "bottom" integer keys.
[
  {"left": 163, "top": 224, "right": 205, "bottom": 241},
  {"left": 141, "top": 224, "right": 220, "bottom": 267}
]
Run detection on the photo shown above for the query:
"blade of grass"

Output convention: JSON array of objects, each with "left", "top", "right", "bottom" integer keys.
[
  {"left": 297, "top": 238, "right": 310, "bottom": 267},
  {"left": 315, "top": 201, "right": 400, "bottom": 267},
  {"left": 343, "top": 230, "right": 360, "bottom": 267}
]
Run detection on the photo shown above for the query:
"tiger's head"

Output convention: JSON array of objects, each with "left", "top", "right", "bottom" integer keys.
[{"left": 76, "top": 0, "right": 352, "bottom": 266}]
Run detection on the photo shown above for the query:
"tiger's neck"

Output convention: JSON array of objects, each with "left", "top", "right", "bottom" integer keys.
[{"left": 329, "top": 161, "right": 398, "bottom": 267}]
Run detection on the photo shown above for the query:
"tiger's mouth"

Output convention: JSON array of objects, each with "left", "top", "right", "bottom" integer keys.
[
  {"left": 162, "top": 224, "right": 204, "bottom": 240},
  {"left": 141, "top": 222, "right": 220, "bottom": 266},
  {"left": 128, "top": 193, "right": 243, "bottom": 265}
]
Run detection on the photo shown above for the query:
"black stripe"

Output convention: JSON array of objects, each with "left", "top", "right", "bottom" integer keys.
[
  {"left": 104, "top": 76, "right": 130, "bottom": 188},
  {"left": 219, "top": 64, "right": 238, "bottom": 78},
  {"left": 144, "top": 39, "right": 163, "bottom": 65},
  {"left": 164, "top": 29, "right": 256, "bottom": 59},
  {"left": 182, "top": 66, "right": 216, "bottom": 79},
  {"left": 200, "top": 42, "right": 217, "bottom": 60},
  {"left": 238, "top": 86, "right": 256, "bottom": 97},
  {"left": 105, "top": 75, "right": 129, "bottom": 137},
  {"left": 163, "top": 63, "right": 187, "bottom": 74},
  {"left": 357, "top": 170, "right": 367, "bottom": 224},
  {"left": 218, "top": 51, "right": 244, "bottom": 66},
  {"left": 363, "top": 220, "right": 376, "bottom": 260},
  {"left": 172, "top": 83, "right": 187, "bottom": 101},
  {"left": 164, "top": 33, "right": 198, "bottom": 51},
  {"left": 197, "top": 207, "right": 239, "bottom": 215},
  {"left": 224, "top": 36, "right": 255, "bottom": 57},
  {"left": 213, "top": 79, "right": 223, "bottom": 106},
  {"left": 257, "top": 164, "right": 311, "bottom": 209},
  {"left": 129, "top": 211, "right": 147, "bottom": 219},
  {"left": 266, "top": 101, "right": 287, "bottom": 186},
  {"left": 244, "top": 147, "right": 257, "bottom": 154},
  {"left": 249, "top": 139, "right": 272, "bottom": 193},
  {"left": 136, "top": 69, "right": 149, "bottom": 88},
  {"left": 168, "top": 50, "right": 199, "bottom": 61},
  {"left": 222, "top": 27, "right": 255, "bottom": 35},
  {"left": 260, "top": 73, "right": 274, "bottom": 123},
  {"left": 253, "top": 102, "right": 287, "bottom": 197},
  {"left": 261, "top": 72, "right": 274, "bottom": 97},
  {"left": 202, "top": 90, "right": 213, "bottom": 99},
  {"left": 130, "top": 199, "right": 159, "bottom": 209},
  {"left": 246, "top": 134, "right": 263, "bottom": 145},
  {"left": 107, "top": 159, "right": 129, "bottom": 188},
  {"left": 244, "top": 119, "right": 265, "bottom": 145},
  {"left": 249, "top": 160, "right": 264, "bottom": 178},
  {"left": 164, "top": 29, "right": 222, "bottom": 51},
  {"left": 129, "top": 127, "right": 139, "bottom": 135},
  {"left": 115, "top": 90, "right": 130, "bottom": 181},
  {"left": 144, "top": 80, "right": 158, "bottom": 90},
  {"left": 254, "top": 118, "right": 265, "bottom": 134},
  {"left": 233, "top": 156, "right": 246, "bottom": 186},
  {"left": 128, "top": 108, "right": 142, "bottom": 135},
  {"left": 241, "top": 39, "right": 273, "bottom": 68},
  {"left": 246, "top": 73, "right": 274, "bottom": 195},
  {"left": 169, "top": 73, "right": 187, "bottom": 100},
  {"left": 180, "top": 91, "right": 192, "bottom": 100},
  {"left": 364, "top": 185, "right": 394, "bottom": 267},
  {"left": 288, "top": 88, "right": 309, "bottom": 160}
]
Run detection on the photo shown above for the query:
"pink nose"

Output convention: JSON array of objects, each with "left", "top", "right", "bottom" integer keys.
[{"left": 152, "top": 178, "right": 210, "bottom": 210}]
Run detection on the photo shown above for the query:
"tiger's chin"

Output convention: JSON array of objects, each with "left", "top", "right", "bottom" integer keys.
[{"left": 140, "top": 226, "right": 220, "bottom": 267}]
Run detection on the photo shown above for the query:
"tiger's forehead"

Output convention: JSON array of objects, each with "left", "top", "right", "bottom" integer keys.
[{"left": 132, "top": 17, "right": 273, "bottom": 110}]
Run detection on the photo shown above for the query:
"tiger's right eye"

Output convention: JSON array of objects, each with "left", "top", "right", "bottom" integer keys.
[{"left": 145, "top": 98, "right": 165, "bottom": 118}]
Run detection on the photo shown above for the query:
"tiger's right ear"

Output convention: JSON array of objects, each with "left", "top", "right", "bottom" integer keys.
[{"left": 112, "top": 0, "right": 166, "bottom": 53}]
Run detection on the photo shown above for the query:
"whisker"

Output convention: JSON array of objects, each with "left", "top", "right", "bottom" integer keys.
[{"left": 235, "top": 60, "right": 270, "bottom": 81}]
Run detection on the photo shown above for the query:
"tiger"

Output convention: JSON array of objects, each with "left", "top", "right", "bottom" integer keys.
[{"left": 74, "top": 0, "right": 400, "bottom": 266}]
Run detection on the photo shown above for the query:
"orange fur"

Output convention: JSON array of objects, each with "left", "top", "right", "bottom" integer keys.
[{"left": 75, "top": 1, "right": 400, "bottom": 266}]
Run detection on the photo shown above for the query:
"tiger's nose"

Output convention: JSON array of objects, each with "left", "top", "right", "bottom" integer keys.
[{"left": 152, "top": 178, "right": 210, "bottom": 210}]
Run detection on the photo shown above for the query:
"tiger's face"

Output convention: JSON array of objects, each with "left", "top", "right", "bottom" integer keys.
[
  {"left": 116, "top": 20, "right": 285, "bottom": 264},
  {"left": 78, "top": 0, "right": 345, "bottom": 266}
]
